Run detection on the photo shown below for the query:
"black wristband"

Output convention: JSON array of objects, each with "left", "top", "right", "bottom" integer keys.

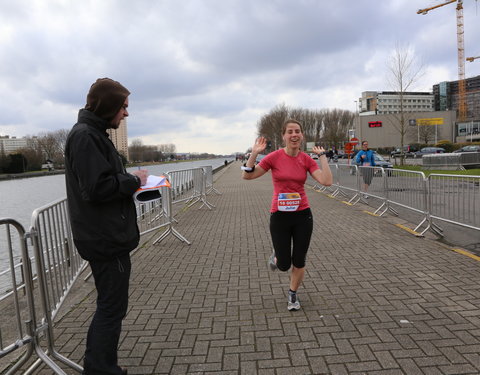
[
  {"left": 318, "top": 151, "right": 327, "bottom": 157},
  {"left": 241, "top": 163, "right": 255, "bottom": 173}
]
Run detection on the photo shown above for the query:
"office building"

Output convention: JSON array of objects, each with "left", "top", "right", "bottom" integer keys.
[
  {"left": 433, "top": 75, "right": 480, "bottom": 141},
  {"left": 354, "top": 111, "right": 456, "bottom": 149},
  {"left": 359, "top": 91, "right": 434, "bottom": 116}
]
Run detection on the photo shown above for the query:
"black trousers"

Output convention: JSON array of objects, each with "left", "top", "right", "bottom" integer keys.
[
  {"left": 83, "top": 254, "right": 131, "bottom": 375},
  {"left": 269, "top": 208, "right": 313, "bottom": 271}
]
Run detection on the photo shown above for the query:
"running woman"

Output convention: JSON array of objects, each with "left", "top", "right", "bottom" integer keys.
[{"left": 242, "top": 119, "right": 333, "bottom": 311}]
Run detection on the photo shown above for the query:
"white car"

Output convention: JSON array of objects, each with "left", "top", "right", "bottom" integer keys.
[{"left": 310, "top": 153, "right": 319, "bottom": 160}]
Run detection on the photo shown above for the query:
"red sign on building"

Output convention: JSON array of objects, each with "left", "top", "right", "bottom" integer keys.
[{"left": 368, "top": 121, "right": 382, "bottom": 128}]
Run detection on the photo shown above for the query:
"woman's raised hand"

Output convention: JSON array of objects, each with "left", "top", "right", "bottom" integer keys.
[
  {"left": 312, "top": 145, "right": 325, "bottom": 155},
  {"left": 252, "top": 137, "right": 267, "bottom": 154}
]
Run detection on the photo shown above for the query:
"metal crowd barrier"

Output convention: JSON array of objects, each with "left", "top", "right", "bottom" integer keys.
[
  {"left": 149, "top": 184, "right": 191, "bottom": 245},
  {"left": 28, "top": 198, "right": 84, "bottom": 374},
  {"left": 312, "top": 164, "right": 480, "bottom": 237},
  {"left": 311, "top": 164, "right": 338, "bottom": 195},
  {"left": 0, "top": 219, "right": 35, "bottom": 375},
  {"left": 352, "top": 166, "right": 388, "bottom": 212},
  {"left": 136, "top": 196, "right": 169, "bottom": 236},
  {"left": 331, "top": 164, "right": 358, "bottom": 198},
  {"left": 422, "top": 174, "right": 480, "bottom": 235},
  {"left": 381, "top": 169, "right": 428, "bottom": 227},
  {"left": 423, "top": 152, "right": 480, "bottom": 170},
  {"left": 167, "top": 168, "right": 195, "bottom": 205},
  {"left": 202, "top": 165, "right": 222, "bottom": 195},
  {"left": 167, "top": 167, "right": 214, "bottom": 210},
  {"left": 0, "top": 200, "right": 84, "bottom": 374},
  {"left": 135, "top": 165, "right": 224, "bottom": 244}
]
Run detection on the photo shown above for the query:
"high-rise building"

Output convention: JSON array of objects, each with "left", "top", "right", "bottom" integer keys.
[
  {"left": 359, "top": 91, "right": 434, "bottom": 115},
  {"left": 433, "top": 75, "right": 480, "bottom": 122},
  {"left": 432, "top": 75, "right": 480, "bottom": 141},
  {"left": 107, "top": 118, "right": 129, "bottom": 160}
]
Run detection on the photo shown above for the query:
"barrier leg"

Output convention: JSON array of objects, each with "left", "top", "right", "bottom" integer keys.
[
  {"left": 153, "top": 226, "right": 191, "bottom": 245},
  {"left": 4, "top": 321, "right": 34, "bottom": 375},
  {"left": 207, "top": 185, "right": 222, "bottom": 195}
]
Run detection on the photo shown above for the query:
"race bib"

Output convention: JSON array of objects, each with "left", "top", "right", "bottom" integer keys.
[{"left": 278, "top": 193, "right": 301, "bottom": 212}]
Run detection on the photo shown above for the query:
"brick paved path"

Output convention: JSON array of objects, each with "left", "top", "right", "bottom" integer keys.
[{"left": 20, "top": 162, "right": 480, "bottom": 374}]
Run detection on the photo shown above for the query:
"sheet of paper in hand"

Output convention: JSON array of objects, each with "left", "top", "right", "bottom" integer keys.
[{"left": 133, "top": 175, "right": 171, "bottom": 203}]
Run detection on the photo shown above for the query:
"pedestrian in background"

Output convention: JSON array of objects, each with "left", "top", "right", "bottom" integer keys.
[
  {"left": 65, "top": 78, "right": 147, "bottom": 375},
  {"left": 355, "top": 140, "right": 375, "bottom": 197},
  {"left": 326, "top": 149, "right": 334, "bottom": 162},
  {"left": 242, "top": 119, "right": 333, "bottom": 311}
]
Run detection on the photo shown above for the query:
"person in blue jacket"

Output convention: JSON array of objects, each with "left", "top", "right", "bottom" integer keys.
[{"left": 355, "top": 140, "right": 376, "bottom": 197}]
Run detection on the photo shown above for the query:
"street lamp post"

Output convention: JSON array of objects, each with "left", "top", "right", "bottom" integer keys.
[{"left": 351, "top": 100, "right": 358, "bottom": 140}]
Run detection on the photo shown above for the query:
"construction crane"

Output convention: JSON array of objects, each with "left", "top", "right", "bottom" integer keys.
[
  {"left": 466, "top": 56, "right": 480, "bottom": 62},
  {"left": 418, "top": 0, "right": 467, "bottom": 122}
]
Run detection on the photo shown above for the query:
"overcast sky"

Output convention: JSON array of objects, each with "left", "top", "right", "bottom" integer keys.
[{"left": 1, "top": 1, "right": 479, "bottom": 154}]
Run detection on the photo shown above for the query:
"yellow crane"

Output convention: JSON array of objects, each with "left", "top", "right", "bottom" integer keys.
[
  {"left": 417, "top": 0, "right": 467, "bottom": 122},
  {"left": 466, "top": 56, "right": 480, "bottom": 62}
]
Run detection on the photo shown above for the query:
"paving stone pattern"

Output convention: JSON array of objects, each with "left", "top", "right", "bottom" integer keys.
[{"left": 15, "top": 162, "right": 480, "bottom": 374}]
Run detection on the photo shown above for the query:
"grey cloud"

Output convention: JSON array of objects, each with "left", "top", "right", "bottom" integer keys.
[{"left": 1, "top": 0, "right": 479, "bottom": 153}]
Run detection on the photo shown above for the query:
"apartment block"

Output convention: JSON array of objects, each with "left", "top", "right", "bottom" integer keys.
[
  {"left": 107, "top": 118, "right": 129, "bottom": 160},
  {"left": 0, "top": 135, "right": 29, "bottom": 154}
]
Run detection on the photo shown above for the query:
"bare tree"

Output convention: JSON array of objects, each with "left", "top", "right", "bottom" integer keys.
[
  {"left": 312, "top": 110, "right": 326, "bottom": 145},
  {"left": 34, "top": 129, "right": 69, "bottom": 164},
  {"left": 257, "top": 103, "right": 290, "bottom": 150},
  {"left": 52, "top": 129, "right": 69, "bottom": 158},
  {"left": 322, "top": 109, "right": 353, "bottom": 150},
  {"left": 255, "top": 105, "right": 352, "bottom": 153},
  {"left": 414, "top": 124, "right": 436, "bottom": 144},
  {"left": 0, "top": 142, "right": 8, "bottom": 172},
  {"left": 16, "top": 146, "right": 43, "bottom": 171},
  {"left": 158, "top": 144, "right": 176, "bottom": 154},
  {"left": 35, "top": 133, "right": 57, "bottom": 161},
  {"left": 386, "top": 43, "right": 424, "bottom": 164},
  {"left": 129, "top": 139, "right": 145, "bottom": 162}
]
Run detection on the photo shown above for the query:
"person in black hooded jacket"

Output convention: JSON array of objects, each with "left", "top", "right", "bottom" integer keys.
[{"left": 65, "top": 78, "right": 147, "bottom": 375}]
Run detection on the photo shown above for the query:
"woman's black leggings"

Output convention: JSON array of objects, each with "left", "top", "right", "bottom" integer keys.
[{"left": 269, "top": 208, "right": 313, "bottom": 271}]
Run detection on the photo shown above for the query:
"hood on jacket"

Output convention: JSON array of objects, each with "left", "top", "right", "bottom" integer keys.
[{"left": 84, "top": 78, "right": 130, "bottom": 121}]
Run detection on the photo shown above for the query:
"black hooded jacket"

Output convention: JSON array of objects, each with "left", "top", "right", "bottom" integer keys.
[{"left": 65, "top": 109, "right": 140, "bottom": 261}]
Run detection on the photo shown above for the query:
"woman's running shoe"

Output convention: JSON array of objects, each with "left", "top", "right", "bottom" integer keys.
[
  {"left": 268, "top": 252, "right": 277, "bottom": 271},
  {"left": 287, "top": 291, "right": 300, "bottom": 311}
]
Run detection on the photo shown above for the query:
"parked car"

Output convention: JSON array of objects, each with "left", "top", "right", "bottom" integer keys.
[
  {"left": 414, "top": 147, "right": 445, "bottom": 158},
  {"left": 373, "top": 153, "right": 393, "bottom": 169},
  {"left": 390, "top": 145, "right": 417, "bottom": 158},
  {"left": 310, "top": 153, "right": 318, "bottom": 160},
  {"left": 453, "top": 145, "right": 480, "bottom": 153}
]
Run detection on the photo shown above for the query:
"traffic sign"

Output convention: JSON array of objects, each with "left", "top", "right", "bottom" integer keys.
[
  {"left": 350, "top": 137, "right": 360, "bottom": 145},
  {"left": 344, "top": 142, "right": 354, "bottom": 154}
]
